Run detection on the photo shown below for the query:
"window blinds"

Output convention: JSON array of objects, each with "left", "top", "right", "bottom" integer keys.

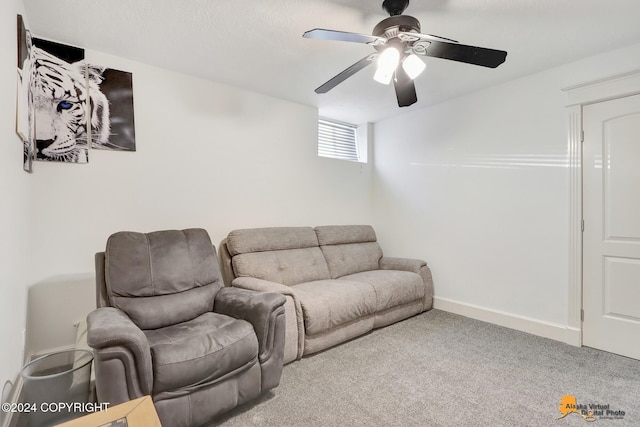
[{"left": 318, "top": 118, "right": 358, "bottom": 161}]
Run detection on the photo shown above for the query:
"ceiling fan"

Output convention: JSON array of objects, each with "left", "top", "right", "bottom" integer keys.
[{"left": 303, "top": 0, "right": 507, "bottom": 107}]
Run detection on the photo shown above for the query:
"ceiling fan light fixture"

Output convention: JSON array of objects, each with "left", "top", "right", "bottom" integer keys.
[
  {"left": 373, "top": 46, "right": 400, "bottom": 85},
  {"left": 402, "top": 53, "right": 426, "bottom": 79},
  {"left": 303, "top": 0, "right": 507, "bottom": 106}
]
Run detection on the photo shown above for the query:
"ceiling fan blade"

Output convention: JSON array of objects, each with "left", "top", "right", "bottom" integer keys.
[
  {"left": 398, "top": 31, "right": 458, "bottom": 44},
  {"left": 393, "top": 65, "right": 418, "bottom": 107},
  {"left": 315, "top": 54, "right": 377, "bottom": 94},
  {"left": 416, "top": 40, "right": 507, "bottom": 68},
  {"left": 303, "top": 29, "right": 386, "bottom": 46}
]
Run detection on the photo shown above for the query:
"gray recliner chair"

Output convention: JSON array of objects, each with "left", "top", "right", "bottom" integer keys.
[{"left": 86, "top": 228, "right": 286, "bottom": 427}]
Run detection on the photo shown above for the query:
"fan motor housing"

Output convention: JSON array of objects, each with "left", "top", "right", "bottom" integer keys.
[{"left": 372, "top": 15, "right": 421, "bottom": 40}]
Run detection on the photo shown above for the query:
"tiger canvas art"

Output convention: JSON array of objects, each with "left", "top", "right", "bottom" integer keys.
[
  {"left": 30, "top": 38, "right": 110, "bottom": 163},
  {"left": 16, "top": 16, "right": 136, "bottom": 170}
]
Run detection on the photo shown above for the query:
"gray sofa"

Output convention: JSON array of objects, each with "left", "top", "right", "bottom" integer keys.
[
  {"left": 220, "top": 225, "right": 433, "bottom": 364},
  {"left": 87, "top": 229, "right": 286, "bottom": 427}
]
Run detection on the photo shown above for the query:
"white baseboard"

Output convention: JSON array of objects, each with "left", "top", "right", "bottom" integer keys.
[
  {"left": 433, "top": 297, "right": 580, "bottom": 345},
  {"left": 564, "top": 326, "right": 582, "bottom": 347}
]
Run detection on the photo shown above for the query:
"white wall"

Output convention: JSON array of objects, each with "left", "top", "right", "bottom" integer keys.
[
  {"left": 372, "top": 41, "right": 640, "bottom": 337},
  {"left": 0, "top": 1, "right": 31, "bottom": 406},
  {"left": 11, "top": 9, "right": 640, "bottom": 379},
  {"left": 23, "top": 50, "right": 374, "bottom": 356}
]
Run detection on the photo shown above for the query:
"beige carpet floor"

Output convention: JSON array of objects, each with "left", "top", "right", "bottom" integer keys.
[{"left": 214, "top": 309, "right": 640, "bottom": 427}]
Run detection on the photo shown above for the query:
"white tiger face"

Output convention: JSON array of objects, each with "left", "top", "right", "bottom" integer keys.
[{"left": 31, "top": 47, "right": 110, "bottom": 163}]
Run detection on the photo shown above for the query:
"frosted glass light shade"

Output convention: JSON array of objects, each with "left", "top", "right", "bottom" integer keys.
[
  {"left": 373, "top": 47, "right": 400, "bottom": 85},
  {"left": 402, "top": 54, "right": 426, "bottom": 79}
]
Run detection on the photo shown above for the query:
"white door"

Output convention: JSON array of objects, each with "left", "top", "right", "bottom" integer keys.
[{"left": 583, "top": 94, "right": 640, "bottom": 359}]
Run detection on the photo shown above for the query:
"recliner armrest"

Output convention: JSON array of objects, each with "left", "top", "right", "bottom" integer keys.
[
  {"left": 214, "top": 287, "right": 285, "bottom": 362},
  {"left": 232, "top": 277, "right": 305, "bottom": 362},
  {"left": 87, "top": 307, "right": 153, "bottom": 398}
]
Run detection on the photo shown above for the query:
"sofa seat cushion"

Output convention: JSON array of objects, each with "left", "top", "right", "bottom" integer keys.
[
  {"left": 144, "top": 312, "right": 258, "bottom": 394},
  {"left": 291, "top": 280, "right": 377, "bottom": 335},
  {"left": 340, "top": 270, "right": 424, "bottom": 312}
]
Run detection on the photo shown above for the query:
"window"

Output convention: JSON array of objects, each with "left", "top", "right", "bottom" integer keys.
[{"left": 318, "top": 118, "right": 359, "bottom": 162}]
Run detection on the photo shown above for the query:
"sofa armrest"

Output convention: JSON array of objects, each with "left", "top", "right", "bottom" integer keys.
[
  {"left": 379, "top": 256, "right": 426, "bottom": 272},
  {"left": 232, "top": 277, "right": 305, "bottom": 361},
  {"left": 214, "top": 287, "right": 285, "bottom": 362},
  {"left": 86, "top": 307, "right": 153, "bottom": 401},
  {"left": 379, "top": 256, "right": 434, "bottom": 310}
]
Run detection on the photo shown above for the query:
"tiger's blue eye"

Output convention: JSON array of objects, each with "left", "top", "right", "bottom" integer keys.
[{"left": 57, "top": 101, "right": 73, "bottom": 111}]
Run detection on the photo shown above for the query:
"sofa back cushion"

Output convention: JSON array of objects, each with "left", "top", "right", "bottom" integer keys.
[
  {"left": 227, "top": 227, "right": 330, "bottom": 286},
  {"left": 105, "top": 228, "right": 222, "bottom": 330},
  {"left": 315, "top": 225, "right": 383, "bottom": 279}
]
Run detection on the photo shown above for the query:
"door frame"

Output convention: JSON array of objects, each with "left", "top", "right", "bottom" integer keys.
[{"left": 563, "top": 69, "right": 640, "bottom": 347}]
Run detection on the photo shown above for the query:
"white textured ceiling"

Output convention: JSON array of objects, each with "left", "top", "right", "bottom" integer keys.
[{"left": 23, "top": 0, "right": 640, "bottom": 124}]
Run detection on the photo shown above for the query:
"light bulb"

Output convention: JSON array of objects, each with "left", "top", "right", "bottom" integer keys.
[
  {"left": 373, "top": 47, "right": 400, "bottom": 85},
  {"left": 402, "top": 54, "right": 426, "bottom": 79}
]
